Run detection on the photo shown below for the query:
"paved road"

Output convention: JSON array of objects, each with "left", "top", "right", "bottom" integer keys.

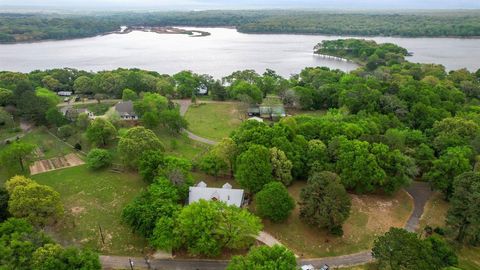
[
  {"left": 404, "top": 181, "right": 433, "bottom": 232},
  {"left": 175, "top": 99, "right": 218, "bottom": 145},
  {"left": 101, "top": 256, "right": 229, "bottom": 270}
]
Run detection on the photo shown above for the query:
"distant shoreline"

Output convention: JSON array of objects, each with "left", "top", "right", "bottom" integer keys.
[{"left": 2, "top": 26, "right": 480, "bottom": 45}]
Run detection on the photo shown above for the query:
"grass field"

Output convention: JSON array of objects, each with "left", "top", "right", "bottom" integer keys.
[
  {"left": 184, "top": 103, "right": 242, "bottom": 141},
  {"left": 259, "top": 181, "right": 413, "bottom": 258},
  {"left": 155, "top": 128, "right": 210, "bottom": 162},
  {"left": 22, "top": 127, "right": 74, "bottom": 160},
  {"left": 32, "top": 165, "right": 148, "bottom": 256},
  {"left": 419, "top": 193, "right": 480, "bottom": 270}
]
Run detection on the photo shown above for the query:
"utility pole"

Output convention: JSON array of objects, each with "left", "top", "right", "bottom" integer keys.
[{"left": 129, "top": 258, "right": 134, "bottom": 270}]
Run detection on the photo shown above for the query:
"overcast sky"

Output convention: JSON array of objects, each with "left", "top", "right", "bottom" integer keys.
[{"left": 1, "top": 0, "right": 479, "bottom": 10}]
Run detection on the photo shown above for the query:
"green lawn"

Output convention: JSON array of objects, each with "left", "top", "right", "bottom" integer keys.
[
  {"left": 32, "top": 165, "right": 148, "bottom": 256},
  {"left": 155, "top": 128, "right": 210, "bottom": 162},
  {"left": 258, "top": 181, "right": 413, "bottom": 258},
  {"left": 184, "top": 103, "right": 242, "bottom": 141},
  {"left": 21, "top": 127, "right": 74, "bottom": 160}
]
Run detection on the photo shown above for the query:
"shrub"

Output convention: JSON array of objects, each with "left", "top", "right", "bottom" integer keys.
[{"left": 86, "top": 148, "right": 112, "bottom": 170}]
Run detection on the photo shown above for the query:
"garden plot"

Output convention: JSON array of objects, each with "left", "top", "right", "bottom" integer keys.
[{"left": 30, "top": 153, "right": 84, "bottom": 175}]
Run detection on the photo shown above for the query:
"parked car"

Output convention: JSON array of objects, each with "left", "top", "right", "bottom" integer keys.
[
  {"left": 301, "top": 265, "right": 315, "bottom": 270},
  {"left": 319, "top": 264, "right": 330, "bottom": 270}
]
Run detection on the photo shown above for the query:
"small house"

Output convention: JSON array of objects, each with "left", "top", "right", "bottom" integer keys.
[
  {"left": 61, "top": 107, "right": 94, "bottom": 120},
  {"left": 188, "top": 182, "right": 244, "bottom": 207},
  {"left": 115, "top": 101, "right": 138, "bottom": 120}
]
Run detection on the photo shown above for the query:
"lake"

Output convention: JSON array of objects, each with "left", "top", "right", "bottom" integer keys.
[{"left": 1, "top": 27, "right": 479, "bottom": 78}]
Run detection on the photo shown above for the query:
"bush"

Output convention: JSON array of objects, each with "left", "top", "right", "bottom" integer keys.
[
  {"left": 58, "top": 124, "right": 74, "bottom": 139},
  {"left": 255, "top": 182, "right": 295, "bottom": 222},
  {"left": 86, "top": 148, "right": 112, "bottom": 170}
]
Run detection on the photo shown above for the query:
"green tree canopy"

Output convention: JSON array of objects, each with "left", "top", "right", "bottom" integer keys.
[
  {"left": 117, "top": 126, "right": 164, "bottom": 168},
  {"left": 235, "top": 144, "right": 273, "bottom": 193},
  {"left": 446, "top": 172, "right": 480, "bottom": 245},
  {"left": 299, "top": 171, "right": 351, "bottom": 235},
  {"left": 173, "top": 200, "right": 262, "bottom": 257},
  {"left": 86, "top": 148, "right": 112, "bottom": 170},
  {"left": 85, "top": 118, "right": 117, "bottom": 147},
  {"left": 227, "top": 245, "right": 297, "bottom": 270},
  {"left": 425, "top": 146, "right": 473, "bottom": 199},
  {"left": 255, "top": 182, "right": 295, "bottom": 223},
  {"left": 8, "top": 181, "right": 64, "bottom": 227}
]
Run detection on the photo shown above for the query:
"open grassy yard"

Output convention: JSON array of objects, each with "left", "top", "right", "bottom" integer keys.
[
  {"left": 22, "top": 127, "right": 74, "bottom": 160},
  {"left": 184, "top": 102, "right": 242, "bottom": 141},
  {"left": 155, "top": 128, "right": 210, "bottom": 161},
  {"left": 32, "top": 165, "right": 148, "bottom": 256},
  {"left": 259, "top": 181, "right": 413, "bottom": 258},
  {"left": 419, "top": 193, "right": 480, "bottom": 270}
]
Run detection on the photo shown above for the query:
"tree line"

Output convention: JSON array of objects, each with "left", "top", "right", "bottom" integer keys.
[{"left": 1, "top": 10, "right": 480, "bottom": 43}]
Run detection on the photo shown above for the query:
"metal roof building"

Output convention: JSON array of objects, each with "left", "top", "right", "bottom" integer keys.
[{"left": 188, "top": 181, "right": 244, "bottom": 207}]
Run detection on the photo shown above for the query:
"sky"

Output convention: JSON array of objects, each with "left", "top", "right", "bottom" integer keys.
[{"left": 0, "top": 0, "right": 479, "bottom": 10}]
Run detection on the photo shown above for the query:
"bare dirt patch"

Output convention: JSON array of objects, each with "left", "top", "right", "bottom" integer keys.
[{"left": 71, "top": 206, "right": 86, "bottom": 215}]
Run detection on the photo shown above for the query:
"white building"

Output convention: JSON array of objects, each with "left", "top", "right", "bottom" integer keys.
[{"left": 188, "top": 181, "right": 244, "bottom": 207}]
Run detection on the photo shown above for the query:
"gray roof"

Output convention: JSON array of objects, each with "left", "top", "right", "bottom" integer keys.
[
  {"left": 115, "top": 101, "right": 136, "bottom": 116},
  {"left": 188, "top": 182, "right": 244, "bottom": 207}
]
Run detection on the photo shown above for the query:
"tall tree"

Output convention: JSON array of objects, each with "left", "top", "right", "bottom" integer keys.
[
  {"left": 0, "top": 218, "right": 53, "bottom": 270},
  {"left": 270, "top": 147, "right": 293, "bottom": 186},
  {"left": 85, "top": 118, "right": 117, "bottom": 147},
  {"left": 235, "top": 145, "right": 273, "bottom": 193},
  {"left": 299, "top": 171, "right": 351, "bottom": 235},
  {"left": 0, "top": 142, "right": 36, "bottom": 173},
  {"left": 117, "top": 126, "right": 164, "bottom": 168},
  {"left": 425, "top": 146, "right": 472, "bottom": 199},
  {"left": 372, "top": 228, "right": 457, "bottom": 270},
  {"left": 255, "top": 182, "right": 295, "bottom": 223},
  {"left": 174, "top": 200, "right": 262, "bottom": 257},
  {"left": 8, "top": 182, "right": 64, "bottom": 227},
  {"left": 446, "top": 172, "right": 480, "bottom": 245}
]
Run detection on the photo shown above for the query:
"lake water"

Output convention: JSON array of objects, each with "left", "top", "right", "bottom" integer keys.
[{"left": 0, "top": 27, "right": 479, "bottom": 78}]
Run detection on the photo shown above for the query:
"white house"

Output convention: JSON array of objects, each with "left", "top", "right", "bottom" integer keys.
[{"left": 188, "top": 181, "right": 244, "bottom": 207}]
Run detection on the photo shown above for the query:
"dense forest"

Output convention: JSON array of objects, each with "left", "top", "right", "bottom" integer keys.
[{"left": 1, "top": 10, "right": 480, "bottom": 43}]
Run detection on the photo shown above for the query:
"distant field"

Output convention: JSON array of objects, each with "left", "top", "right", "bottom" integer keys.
[
  {"left": 32, "top": 165, "right": 148, "bottom": 256},
  {"left": 258, "top": 181, "right": 413, "bottom": 258},
  {"left": 184, "top": 103, "right": 242, "bottom": 141}
]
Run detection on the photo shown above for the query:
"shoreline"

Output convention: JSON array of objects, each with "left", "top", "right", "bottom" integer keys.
[{"left": 2, "top": 26, "right": 480, "bottom": 45}]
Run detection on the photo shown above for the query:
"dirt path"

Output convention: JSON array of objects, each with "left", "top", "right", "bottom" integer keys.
[{"left": 256, "top": 231, "right": 283, "bottom": 247}]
